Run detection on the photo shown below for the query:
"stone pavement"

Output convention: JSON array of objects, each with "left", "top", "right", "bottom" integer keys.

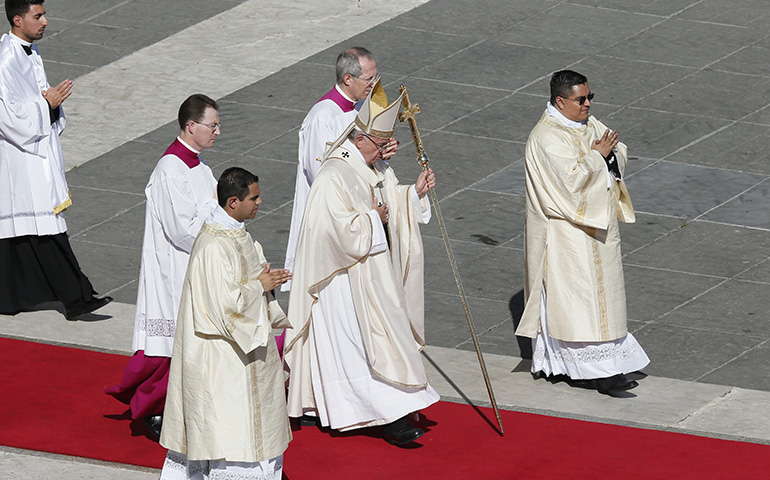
[{"left": 2, "top": 0, "right": 770, "bottom": 477}]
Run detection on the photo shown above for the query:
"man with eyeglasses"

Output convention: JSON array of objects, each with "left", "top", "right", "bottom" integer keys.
[
  {"left": 283, "top": 47, "right": 396, "bottom": 296},
  {"left": 106, "top": 94, "right": 220, "bottom": 438},
  {"left": 515, "top": 70, "right": 649, "bottom": 397},
  {"left": 0, "top": 0, "right": 113, "bottom": 320},
  {"left": 284, "top": 79, "right": 438, "bottom": 446}
]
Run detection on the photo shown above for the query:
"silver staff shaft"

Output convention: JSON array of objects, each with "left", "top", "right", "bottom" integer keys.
[{"left": 398, "top": 84, "right": 504, "bottom": 435}]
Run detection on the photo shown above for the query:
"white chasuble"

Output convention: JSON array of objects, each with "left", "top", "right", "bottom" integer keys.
[
  {"left": 0, "top": 33, "right": 69, "bottom": 238},
  {"left": 132, "top": 146, "right": 217, "bottom": 357},
  {"left": 516, "top": 112, "right": 636, "bottom": 343},
  {"left": 284, "top": 141, "right": 438, "bottom": 430},
  {"left": 160, "top": 221, "right": 291, "bottom": 463}
]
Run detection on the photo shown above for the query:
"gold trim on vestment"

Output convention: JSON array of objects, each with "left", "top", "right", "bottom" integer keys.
[
  {"left": 590, "top": 238, "right": 610, "bottom": 340},
  {"left": 53, "top": 197, "right": 71, "bottom": 215}
]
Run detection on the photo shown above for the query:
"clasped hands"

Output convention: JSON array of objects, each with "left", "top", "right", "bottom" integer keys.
[
  {"left": 591, "top": 129, "right": 619, "bottom": 159},
  {"left": 42, "top": 79, "right": 73, "bottom": 109},
  {"left": 258, "top": 263, "right": 292, "bottom": 291}
]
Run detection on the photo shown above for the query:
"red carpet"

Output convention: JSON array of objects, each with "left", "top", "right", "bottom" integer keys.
[{"left": 2, "top": 337, "right": 769, "bottom": 479}]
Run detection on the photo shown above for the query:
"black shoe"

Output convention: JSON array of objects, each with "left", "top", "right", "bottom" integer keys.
[
  {"left": 596, "top": 374, "right": 638, "bottom": 396},
  {"left": 297, "top": 415, "right": 321, "bottom": 427},
  {"left": 383, "top": 415, "right": 425, "bottom": 446},
  {"left": 144, "top": 414, "right": 163, "bottom": 439},
  {"left": 64, "top": 296, "right": 113, "bottom": 320}
]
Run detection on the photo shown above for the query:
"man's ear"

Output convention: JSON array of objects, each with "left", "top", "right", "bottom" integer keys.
[
  {"left": 227, "top": 196, "right": 239, "bottom": 209},
  {"left": 13, "top": 15, "right": 22, "bottom": 28},
  {"left": 342, "top": 73, "right": 353, "bottom": 87}
]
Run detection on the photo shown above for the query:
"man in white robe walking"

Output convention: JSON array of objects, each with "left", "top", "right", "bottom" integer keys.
[
  {"left": 0, "top": 0, "right": 112, "bottom": 319},
  {"left": 106, "top": 94, "right": 220, "bottom": 436},
  {"left": 284, "top": 78, "right": 438, "bottom": 446},
  {"left": 515, "top": 70, "right": 649, "bottom": 396},
  {"left": 159, "top": 167, "right": 292, "bottom": 480}
]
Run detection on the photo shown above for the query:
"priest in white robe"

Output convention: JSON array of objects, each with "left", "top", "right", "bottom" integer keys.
[
  {"left": 284, "top": 78, "right": 439, "bottom": 446},
  {"left": 283, "top": 47, "right": 396, "bottom": 290},
  {"left": 0, "top": 0, "right": 111, "bottom": 319},
  {"left": 515, "top": 70, "right": 649, "bottom": 396},
  {"left": 106, "top": 94, "right": 220, "bottom": 435},
  {"left": 159, "top": 167, "right": 292, "bottom": 480}
]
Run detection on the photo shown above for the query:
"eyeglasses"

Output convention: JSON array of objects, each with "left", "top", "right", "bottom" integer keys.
[
  {"left": 363, "top": 134, "right": 389, "bottom": 156},
  {"left": 191, "top": 120, "right": 221, "bottom": 131},
  {"left": 561, "top": 92, "right": 595, "bottom": 105},
  {"left": 356, "top": 73, "right": 380, "bottom": 85}
]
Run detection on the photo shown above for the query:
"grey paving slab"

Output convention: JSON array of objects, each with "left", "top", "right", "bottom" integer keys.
[
  {"left": 63, "top": 187, "right": 144, "bottom": 236},
  {"left": 699, "top": 342, "right": 770, "bottom": 392},
  {"left": 623, "top": 220, "right": 770, "bottom": 278},
  {"left": 470, "top": 160, "right": 525, "bottom": 197},
  {"left": 443, "top": 92, "right": 549, "bottom": 143},
  {"left": 677, "top": 0, "right": 770, "bottom": 28},
  {"left": 633, "top": 322, "right": 765, "bottom": 381},
  {"left": 701, "top": 181, "right": 770, "bottom": 230},
  {"left": 304, "top": 24, "right": 483, "bottom": 77},
  {"left": 421, "top": 189, "right": 526, "bottom": 247},
  {"left": 624, "top": 160, "right": 766, "bottom": 219},
  {"left": 248, "top": 130, "right": 300, "bottom": 164},
  {"left": 659, "top": 279, "right": 770, "bottom": 337},
  {"left": 602, "top": 107, "right": 732, "bottom": 160},
  {"left": 386, "top": 0, "right": 558, "bottom": 36},
  {"left": 602, "top": 18, "right": 767, "bottom": 69},
  {"left": 412, "top": 132, "right": 524, "bottom": 194},
  {"left": 639, "top": 69, "right": 770, "bottom": 121},
  {"left": 70, "top": 239, "right": 140, "bottom": 303},
  {"left": 417, "top": 41, "right": 575, "bottom": 91},
  {"left": 220, "top": 61, "right": 334, "bottom": 112},
  {"left": 494, "top": 3, "right": 661, "bottom": 55},
  {"left": 74, "top": 201, "right": 145, "bottom": 249},
  {"left": 736, "top": 259, "right": 770, "bottom": 283},
  {"left": 623, "top": 265, "right": 725, "bottom": 322},
  {"left": 667, "top": 122, "right": 770, "bottom": 175},
  {"left": 711, "top": 37, "right": 770, "bottom": 77},
  {"left": 426, "top": 245, "right": 523, "bottom": 304},
  {"left": 66, "top": 140, "right": 170, "bottom": 195},
  {"left": 618, "top": 212, "right": 687, "bottom": 257},
  {"left": 568, "top": 0, "right": 697, "bottom": 17},
  {"left": 213, "top": 103, "right": 306, "bottom": 156}
]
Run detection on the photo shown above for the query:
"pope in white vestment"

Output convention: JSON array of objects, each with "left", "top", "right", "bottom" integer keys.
[
  {"left": 515, "top": 70, "right": 649, "bottom": 395},
  {"left": 160, "top": 168, "right": 291, "bottom": 480},
  {"left": 284, "top": 79, "right": 439, "bottom": 445}
]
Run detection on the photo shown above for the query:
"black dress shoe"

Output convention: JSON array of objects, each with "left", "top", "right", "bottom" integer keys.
[
  {"left": 383, "top": 415, "right": 425, "bottom": 446},
  {"left": 64, "top": 296, "right": 113, "bottom": 320},
  {"left": 144, "top": 414, "right": 163, "bottom": 439},
  {"left": 596, "top": 374, "right": 638, "bottom": 396},
  {"left": 297, "top": 415, "right": 321, "bottom": 427}
]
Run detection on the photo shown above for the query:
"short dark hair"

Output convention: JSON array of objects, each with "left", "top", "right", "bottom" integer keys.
[
  {"left": 177, "top": 94, "right": 219, "bottom": 130},
  {"left": 335, "top": 47, "right": 374, "bottom": 85},
  {"left": 6, "top": 0, "right": 43, "bottom": 27},
  {"left": 217, "top": 167, "right": 259, "bottom": 208},
  {"left": 550, "top": 70, "right": 588, "bottom": 105}
]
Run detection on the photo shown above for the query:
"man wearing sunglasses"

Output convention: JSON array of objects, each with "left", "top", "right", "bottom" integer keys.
[{"left": 516, "top": 70, "right": 649, "bottom": 397}]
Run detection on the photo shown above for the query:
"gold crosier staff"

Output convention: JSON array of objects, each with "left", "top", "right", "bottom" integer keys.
[{"left": 398, "top": 84, "right": 504, "bottom": 435}]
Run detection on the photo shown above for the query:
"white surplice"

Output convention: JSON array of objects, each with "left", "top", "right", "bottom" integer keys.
[
  {"left": 282, "top": 87, "right": 356, "bottom": 290},
  {"left": 0, "top": 33, "right": 69, "bottom": 238},
  {"left": 160, "top": 450, "right": 283, "bottom": 480},
  {"left": 132, "top": 138, "right": 217, "bottom": 357}
]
